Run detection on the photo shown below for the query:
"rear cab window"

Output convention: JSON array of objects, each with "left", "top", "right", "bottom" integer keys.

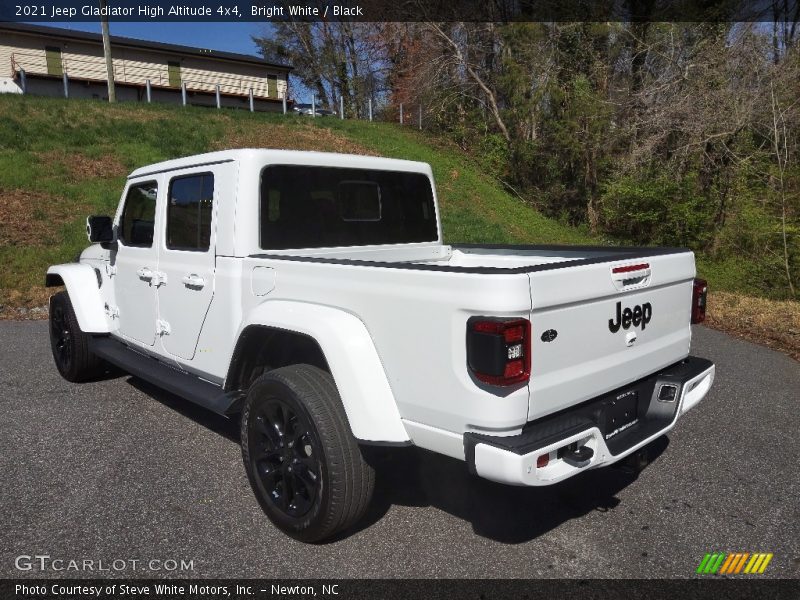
[{"left": 259, "top": 165, "right": 437, "bottom": 250}]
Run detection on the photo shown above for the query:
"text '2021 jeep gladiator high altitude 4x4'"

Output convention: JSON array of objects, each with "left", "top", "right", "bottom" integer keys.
[{"left": 47, "top": 150, "right": 715, "bottom": 542}]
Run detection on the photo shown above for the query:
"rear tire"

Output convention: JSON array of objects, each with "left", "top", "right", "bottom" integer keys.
[
  {"left": 48, "top": 291, "right": 104, "bottom": 382},
  {"left": 241, "top": 364, "right": 374, "bottom": 543}
]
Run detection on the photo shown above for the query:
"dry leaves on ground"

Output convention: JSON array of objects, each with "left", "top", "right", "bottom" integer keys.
[
  {"left": 706, "top": 291, "right": 800, "bottom": 361},
  {"left": 0, "top": 286, "right": 52, "bottom": 320},
  {"left": 37, "top": 150, "right": 127, "bottom": 181},
  {"left": 0, "top": 189, "right": 84, "bottom": 247},
  {"left": 215, "top": 122, "right": 377, "bottom": 156}
]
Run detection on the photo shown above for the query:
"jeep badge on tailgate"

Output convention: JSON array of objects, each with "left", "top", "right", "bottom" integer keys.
[{"left": 609, "top": 301, "right": 653, "bottom": 333}]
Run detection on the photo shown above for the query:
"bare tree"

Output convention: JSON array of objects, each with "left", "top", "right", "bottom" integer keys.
[
  {"left": 769, "top": 81, "right": 796, "bottom": 297},
  {"left": 426, "top": 22, "right": 510, "bottom": 141},
  {"left": 254, "top": 22, "right": 392, "bottom": 116}
]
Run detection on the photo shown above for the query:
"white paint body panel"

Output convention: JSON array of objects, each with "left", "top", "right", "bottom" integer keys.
[
  {"left": 526, "top": 255, "right": 696, "bottom": 421},
  {"left": 112, "top": 177, "right": 161, "bottom": 347},
  {"left": 0, "top": 77, "right": 23, "bottom": 94},
  {"left": 50, "top": 149, "right": 713, "bottom": 485},
  {"left": 45, "top": 263, "right": 109, "bottom": 332},
  {"left": 156, "top": 162, "right": 235, "bottom": 360},
  {"left": 237, "top": 300, "right": 409, "bottom": 443},
  {"left": 235, "top": 256, "right": 533, "bottom": 436}
]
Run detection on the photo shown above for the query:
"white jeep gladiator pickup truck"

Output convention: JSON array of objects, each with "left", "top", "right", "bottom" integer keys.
[{"left": 46, "top": 149, "right": 715, "bottom": 542}]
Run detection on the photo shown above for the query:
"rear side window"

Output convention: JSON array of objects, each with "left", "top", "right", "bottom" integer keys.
[
  {"left": 119, "top": 181, "right": 157, "bottom": 247},
  {"left": 166, "top": 173, "right": 214, "bottom": 251},
  {"left": 259, "top": 165, "right": 437, "bottom": 250}
]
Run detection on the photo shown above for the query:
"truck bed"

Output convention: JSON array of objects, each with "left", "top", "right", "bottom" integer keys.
[{"left": 238, "top": 242, "right": 695, "bottom": 441}]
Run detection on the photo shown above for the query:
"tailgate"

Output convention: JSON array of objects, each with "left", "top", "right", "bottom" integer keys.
[{"left": 527, "top": 251, "right": 695, "bottom": 421}]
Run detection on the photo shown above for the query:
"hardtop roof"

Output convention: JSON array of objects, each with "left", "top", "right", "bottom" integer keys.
[{"left": 127, "top": 149, "right": 432, "bottom": 179}]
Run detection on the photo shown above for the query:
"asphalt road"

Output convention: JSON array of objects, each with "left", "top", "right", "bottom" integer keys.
[{"left": 1, "top": 322, "right": 798, "bottom": 579}]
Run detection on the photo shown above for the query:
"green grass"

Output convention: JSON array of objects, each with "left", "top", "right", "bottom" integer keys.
[{"left": 0, "top": 93, "right": 747, "bottom": 309}]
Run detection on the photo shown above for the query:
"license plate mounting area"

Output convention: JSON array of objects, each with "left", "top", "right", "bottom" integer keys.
[{"left": 603, "top": 389, "right": 639, "bottom": 440}]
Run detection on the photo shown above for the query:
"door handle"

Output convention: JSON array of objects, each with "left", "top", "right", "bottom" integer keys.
[
  {"left": 137, "top": 267, "right": 153, "bottom": 281},
  {"left": 182, "top": 274, "right": 205, "bottom": 289}
]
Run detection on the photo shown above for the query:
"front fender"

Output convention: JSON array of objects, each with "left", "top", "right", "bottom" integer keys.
[
  {"left": 46, "top": 264, "right": 109, "bottom": 333},
  {"left": 236, "top": 300, "right": 409, "bottom": 444}
]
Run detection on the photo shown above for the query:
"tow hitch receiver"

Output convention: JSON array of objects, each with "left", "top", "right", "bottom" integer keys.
[
  {"left": 562, "top": 444, "right": 593, "bottom": 466},
  {"left": 614, "top": 448, "right": 650, "bottom": 475}
]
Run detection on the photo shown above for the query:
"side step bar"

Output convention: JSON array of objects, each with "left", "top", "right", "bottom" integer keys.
[{"left": 90, "top": 336, "right": 243, "bottom": 416}]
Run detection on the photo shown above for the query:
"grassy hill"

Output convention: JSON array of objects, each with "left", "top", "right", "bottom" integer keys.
[
  {"left": 0, "top": 94, "right": 796, "bottom": 358},
  {"left": 0, "top": 94, "right": 594, "bottom": 309}
]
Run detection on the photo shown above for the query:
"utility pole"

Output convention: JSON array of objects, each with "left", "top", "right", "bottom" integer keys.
[{"left": 100, "top": 0, "right": 116, "bottom": 103}]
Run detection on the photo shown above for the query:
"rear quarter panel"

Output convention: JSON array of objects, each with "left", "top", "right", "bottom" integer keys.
[{"left": 236, "top": 257, "right": 534, "bottom": 437}]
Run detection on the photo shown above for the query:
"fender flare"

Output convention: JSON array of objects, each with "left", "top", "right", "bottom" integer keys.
[
  {"left": 234, "top": 300, "right": 409, "bottom": 444},
  {"left": 46, "top": 264, "right": 109, "bottom": 333}
]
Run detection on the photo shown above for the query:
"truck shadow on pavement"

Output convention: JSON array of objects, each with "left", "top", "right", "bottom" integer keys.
[
  {"left": 126, "top": 376, "right": 668, "bottom": 545},
  {"left": 355, "top": 438, "right": 669, "bottom": 544},
  {"left": 127, "top": 378, "right": 241, "bottom": 442}
]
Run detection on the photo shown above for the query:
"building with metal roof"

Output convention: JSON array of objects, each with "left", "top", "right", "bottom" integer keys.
[{"left": 0, "top": 23, "right": 293, "bottom": 111}]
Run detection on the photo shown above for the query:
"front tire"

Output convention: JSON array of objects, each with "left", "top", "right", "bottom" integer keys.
[
  {"left": 48, "top": 291, "right": 104, "bottom": 382},
  {"left": 241, "top": 364, "right": 374, "bottom": 543}
]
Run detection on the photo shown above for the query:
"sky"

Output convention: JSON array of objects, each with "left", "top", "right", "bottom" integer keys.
[{"left": 38, "top": 21, "right": 269, "bottom": 57}]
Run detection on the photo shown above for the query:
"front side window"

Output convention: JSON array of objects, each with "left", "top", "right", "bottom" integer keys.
[
  {"left": 259, "top": 165, "right": 437, "bottom": 250},
  {"left": 166, "top": 173, "right": 214, "bottom": 251},
  {"left": 119, "top": 181, "right": 158, "bottom": 247}
]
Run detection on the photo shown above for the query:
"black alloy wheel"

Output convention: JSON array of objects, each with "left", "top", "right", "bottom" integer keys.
[
  {"left": 48, "top": 291, "right": 103, "bottom": 382},
  {"left": 50, "top": 300, "right": 72, "bottom": 373},
  {"left": 248, "top": 398, "right": 322, "bottom": 519},
  {"left": 241, "top": 365, "right": 375, "bottom": 543}
]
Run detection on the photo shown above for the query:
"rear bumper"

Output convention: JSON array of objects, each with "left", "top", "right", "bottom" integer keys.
[{"left": 464, "top": 356, "right": 715, "bottom": 486}]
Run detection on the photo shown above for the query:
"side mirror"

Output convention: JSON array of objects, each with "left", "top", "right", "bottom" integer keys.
[{"left": 86, "top": 215, "right": 114, "bottom": 243}]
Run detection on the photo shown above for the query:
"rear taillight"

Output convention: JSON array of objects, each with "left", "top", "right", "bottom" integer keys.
[
  {"left": 467, "top": 317, "right": 531, "bottom": 386},
  {"left": 692, "top": 278, "right": 708, "bottom": 324}
]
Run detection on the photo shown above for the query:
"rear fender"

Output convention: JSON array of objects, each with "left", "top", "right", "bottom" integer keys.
[
  {"left": 234, "top": 300, "right": 409, "bottom": 444},
  {"left": 45, "top": 263, "right": 109, "bottom": 333}
]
